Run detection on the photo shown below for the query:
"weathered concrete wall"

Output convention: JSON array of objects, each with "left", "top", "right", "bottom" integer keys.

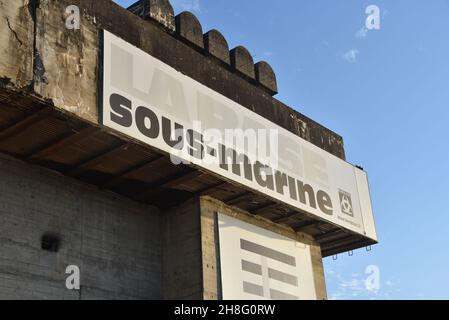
[
  {"left": 0, "top": 0, "right": 34, "bottom": 89},
  {"left": 200, "top": 196, "right": 328, "bottom": 300},
  {"left": 161, "top": 198, "right": 203, "bottom": 300},
  {"left": 0, "top": 153, "right": 161, "bottom": 299},
  {"left": 34, "top": 0, "right": 99, "bottom": 122}
]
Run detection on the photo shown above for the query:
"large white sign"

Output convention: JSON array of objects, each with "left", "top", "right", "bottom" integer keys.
[
  {"left": 217, "top": 213, "right": 317, "bottom": 300},
  {"left": 102, "top": 30, "right": 377, "bottom": 241}
]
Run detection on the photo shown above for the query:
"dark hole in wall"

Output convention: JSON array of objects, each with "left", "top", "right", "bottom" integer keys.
[{"left": 41, "top": 233, "right": 60, "bottom": 252}]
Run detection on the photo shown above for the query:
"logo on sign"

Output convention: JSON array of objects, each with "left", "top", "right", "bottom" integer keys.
[
  {"left": 240, "top": 239, "right": 299, "bottom": 300},
  {"left": 339, "top": 190, "right": 354, "bottom": 217}
]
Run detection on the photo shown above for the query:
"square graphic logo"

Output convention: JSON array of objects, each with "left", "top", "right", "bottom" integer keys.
[
  {"left": 339, "top": 190, "right": 354, "bottom": 217},
  {"left": 239, "top": 239, "right": 299, "bottom": 300}
]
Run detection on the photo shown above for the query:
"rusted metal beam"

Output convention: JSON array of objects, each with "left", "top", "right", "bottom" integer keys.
[
  {"left": 225, "top": 191, "right": 252, "bottom": 205},
  {"left": 315, "top": 229, "right": 344, "bottom": 243},
  {"left": 28, "top": 126, "right": 99, "bottom": 161},
  {"left": 135, "top": 170, "right": 201, "bottom": 200},
  {"left": 0, "top": 108, "right": 53, "bottom": 142},
  {"left": 65, "top": 142, "right": 132, "bottom": 177},
  {"left": 250, "top": 202, "right": 279, "bottom": 215},
  {"left": 293, "top": 220, "right": 320, "bottom": 232},
  {"left": 195, "top": 181, "right": 228, "bottom": 196},
  {"left": 161, "top": 171, "right": 205, "bottom": 189},
  {"left": 101, "top": 155, "right": 166, "bottom": 188},
  {"left": 271, "top": 211, "right": 300, "bottom": 224}
]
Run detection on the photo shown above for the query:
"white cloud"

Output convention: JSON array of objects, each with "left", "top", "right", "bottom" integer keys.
[
  {"left": 343, "top": 49, "right": 359, "bottom": 63},
  {"left": 327, "top": 268, "right": 401, "bottom": 300},
  {"left": 355, "top": 27, "right": 368, "bottom": 39},
  {"left": 171, "top": 0, "right": 201, "bottom": 13}
]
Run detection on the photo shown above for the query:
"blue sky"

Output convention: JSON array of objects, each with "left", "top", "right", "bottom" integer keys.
[{"left": 115, "top": 0, "right": 449, "bottom": 299}]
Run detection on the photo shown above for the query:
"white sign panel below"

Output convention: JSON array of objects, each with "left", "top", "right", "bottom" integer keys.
[{"left": 217, "top": 213, "right": 317, "bottom": 300}]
